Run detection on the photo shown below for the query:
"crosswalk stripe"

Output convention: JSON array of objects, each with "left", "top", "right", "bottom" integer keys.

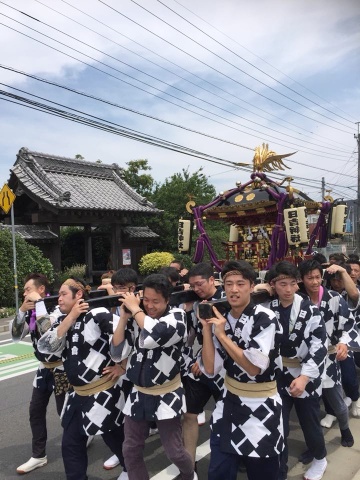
[{"left": 0, "top": 359, "right": 38, "bottom": 372}]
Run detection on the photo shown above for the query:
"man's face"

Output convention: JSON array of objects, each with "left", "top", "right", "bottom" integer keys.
[
  {"left": 58, "top": 284, "right": 82, "bottom": 314},
  {"left": 142, "top": 287, "right": 168, "bottom": 319},
  {"left": 112, "top": 283, "right": 136, "bottom": 293},
  {"left": 189, "top": 275, "right": 216, "bottom": 299},
  {"left": 170, "top": 262, "right": 181, "bottom": 273},
  {"left": 330, "top": 276, "right": 344, "bottom": 293},
  {"left": 23, "top": 279, "right": 45, "bottom": 298},
  {"left": 349, "top": 263, "right": 360, "bottom": 283},
  {"left": 273, "top": 277, "right": 298, "bottom": 305},
  {"left": 302, "top": 269, "right": 322, "bottom": 296},
  {"left": 224, "top": 273, "right": 253, "bottom": 310}
]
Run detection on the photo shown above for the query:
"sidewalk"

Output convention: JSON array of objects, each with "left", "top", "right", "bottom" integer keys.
[
  {"left": 0, "top": 315, "right": 11, "bottom": 333},
  {"left": 288, "top": 411, "right": 360, "bottom": 479}
]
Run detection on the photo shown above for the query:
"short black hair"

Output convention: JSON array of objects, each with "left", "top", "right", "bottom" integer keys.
[
  {"left": 24, "top": 273, "right": 50, "bottom": 294},
  {"left": 312, "top": 253, "right": 328, "bottom": 265},
  {"left": 111, "top": 268, "right": 138, "bottom": 286},
  {"left": 143, "top": 273, "right": 172, "bottom": 301},
  {"left": 347, "top": 259, "right": 360, "bottom": 267},
  {"left": 158, "top": 266, "right": 180, "bottom": 284},
  {"left": 329, "top": 253, "right": 346, "bottom": 262},
  {"left": 267, "top": 261, "right": 299, "bottom": 282},
  {"left": 298, "top": 259, "right": 322, "bottom": 279},
  {"left": 221, "top": 260, "right": 256, "bottom": 283},
  {"left": 188, "top": 262, "right": 214, "bottom": 280}
]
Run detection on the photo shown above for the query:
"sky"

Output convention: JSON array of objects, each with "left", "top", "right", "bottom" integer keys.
[{"left": 0, "top": 0, "right": 359, "bottom": 202}]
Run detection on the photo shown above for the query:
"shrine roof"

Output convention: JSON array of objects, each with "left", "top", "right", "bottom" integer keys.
[
  {"left": 8, "top": 148, "right": 160, "bottom": 214},
  {"left": 0, "top": 224, "right": 58, "bottom": 241},
  {"left": 122, "top": 226, "right": 159, "bottom": 240}
]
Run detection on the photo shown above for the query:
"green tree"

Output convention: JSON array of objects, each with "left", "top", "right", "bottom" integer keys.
[
  {"left": 0, "top": 230, "right": 54, "bottom": 307},
  {"left": 122, "top": 159, "right": 154, "bottom": 198},
  {"left": 148, "top": 167, "right": 217, "bottom": 252}
]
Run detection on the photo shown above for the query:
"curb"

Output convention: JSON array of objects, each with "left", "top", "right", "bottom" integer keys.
[{"left": 0, "top": 320, "right": 10, "bottom": 333}]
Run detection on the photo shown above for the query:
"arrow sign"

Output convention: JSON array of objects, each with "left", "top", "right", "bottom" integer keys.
[{"left": 0, "top": 184, "right": 16, "bottom": 214}]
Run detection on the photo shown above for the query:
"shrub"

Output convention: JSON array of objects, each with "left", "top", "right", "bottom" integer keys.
[
  {"left": 138, "top": 252, "right": 174, "bottom": 276},
  {"left": 54, "top": 264, "right": 87, "bottom": 288},
  {"left": 0, "top": 229, "right": 54, "bottom": 307},
  {"left": 0, "top": 307, "right": 16, "bottom": 319}
]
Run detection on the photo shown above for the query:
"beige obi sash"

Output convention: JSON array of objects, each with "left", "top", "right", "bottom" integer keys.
[
  {"left": 134, "top": 373, "right": 181, "bottom": 396},
  {"left": 282, "top": 356, "right": 301, "bottom": 369},
  {"left": 224, "top": 374, "right": 277, "bottom": 398},
  {"left": 73, "top": 373, "right": 117, "bottom": 396},
  {"left": 42, "top": 360, "right": 63, "bottom": 369}
]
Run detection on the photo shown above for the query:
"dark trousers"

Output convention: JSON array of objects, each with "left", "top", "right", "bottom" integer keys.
[
  {"left": 322, "top": 384, "right": 349, "bottom": 429},
  {"left": 324, "top": 356, "right": 359, "bottom": 416},
  {"left": 338, "top": 355, "right": 359, "bottom": 401},
  {"left": 280, "top": 394, "right": 326, "bottom": 479},
  {"left": 123, "top": 415, "right": 194, "bottom": 480},
  {"left": 208, "top": 431, "right": 280, "bottom": 480},
  {"left": 29, "top": 385, "right": 65, "bottom": 458},
  {"left": 62, "top": 405, "right": 125, "bottom": 480}
]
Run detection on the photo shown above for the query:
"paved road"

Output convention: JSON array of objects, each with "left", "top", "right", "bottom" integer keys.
[{"left": 1, "top": 324, "right": 360, "bottom": 479}]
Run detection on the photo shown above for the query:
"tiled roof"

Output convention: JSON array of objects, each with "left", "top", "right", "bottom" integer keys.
[
  {"left": 122, "top": 226, "right": 159, "bottom": 240},
  {"left": 0, "top": 224, "right": 58, "bottom": 241},
  {"left": 9, "top": 148, "right": 160, "bottom": 214}
]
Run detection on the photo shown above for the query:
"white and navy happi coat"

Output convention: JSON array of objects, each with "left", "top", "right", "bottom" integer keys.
[
  {"left": 204, "top": 302, "right": 284, "bottom": 458},
  {"left": 110, "top": 305, "right": 187, "bottom": 421},
  {"left": 182, "top": 286, "right": 226, "bottom": 393},
  {"left": 316, "top": 288, "right": 360, "bottom": 389},
  {"left": 268, "top": 294, "right": 327, "bottom": 398},
  {"left": 37, "top": 307, "right": 127, "bottom": 436},
  {"left": 340, "top": 286, "right": 360, "bottom": 325},
  {"left": 11, "top": 307, "right": 64, "bottom": 391}
]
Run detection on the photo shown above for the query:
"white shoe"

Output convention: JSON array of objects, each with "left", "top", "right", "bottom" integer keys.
[
  {"left": 16, "top": 456, "right": 47, "bottom": 474},
  {"left": 86, "top": 435, "right": 94, "bottom": 448},
  {"left": 197, "top": 411, "right": 206, "bottom": 426},
  {"left": 149, "top": 427, "right": 158, "bottom": 436},
  {"left": 320, "top": 414, "right": 336, "bottom": 428},
  {"left": 304, "top": 458, "right": 327, "bottom": 480},
  {"left": 344, "top": 396, "right": 352, "bottom": 407},
  {"left": 117, "top": 471, "right": 129, "bottom": 480},
  {"left": 193, "top": 473, "right": 198, "bottom": 480},
  {"left": 352, "top": 398, "right": 360, "bottom": 417},
  {"left": 103, "top": 454, "right": 120, "bottom": 470}
]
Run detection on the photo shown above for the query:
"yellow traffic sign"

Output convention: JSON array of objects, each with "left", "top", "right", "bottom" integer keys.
[{"left": 0, "top": 184, "right": 16, "bottom": 214}]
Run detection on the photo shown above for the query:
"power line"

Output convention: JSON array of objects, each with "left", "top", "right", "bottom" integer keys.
[
  {"left": 3, "top": 85, "right": 356, "bottom": 193},
  {"left": 51, "top": 0, "right": 354, "bottom": 149},
  {"left": 0, "top": 89, "right": 251, "bottom": 167},
  {"left": 0, "top": 65, "right": 255, "bottom": 152},
  {"left": 124, "top": 0, "right": 354, "bottom": 131},
  {"left": 0, "top": 7, "right": 352, "bottom": 157},
  {"left": 0, "top": 20, "right": 352, "bottom": 163},
  {"left": 170, "top": 0, "right": 358, "bottom": 123},
  {"left": 156, "top": 0, "right": 354, "bottom": 125}
]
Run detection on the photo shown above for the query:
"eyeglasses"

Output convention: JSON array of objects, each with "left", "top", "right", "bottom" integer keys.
[
  {"left": 189, "top": 279, "right": 207, "bottom": 289},
  {"left": 112, "top": 285, "right": 132, "bottom": 293}
]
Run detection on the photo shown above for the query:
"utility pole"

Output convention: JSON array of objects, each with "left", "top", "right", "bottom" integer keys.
[
  {"left": 356, "top": 122, "right": 360, "bottom": 254},
  {"left": 321, "top": 177, "right": 325, "bottom": 200}
]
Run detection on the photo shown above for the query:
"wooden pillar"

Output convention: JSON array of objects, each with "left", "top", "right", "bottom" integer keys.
[
  {"left": 49, "top": 223, "right": 61, "bottom": 272},
  {"left": 84, "top": 225, "right": 93, "bottom": 282},
  {"left": 110, "top": 223, "right": 122, "bottom": 270}
]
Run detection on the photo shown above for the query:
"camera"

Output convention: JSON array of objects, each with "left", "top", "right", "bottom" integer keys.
[
  {"left": 198, "top": 299, "right": 230, "bottom": 319},
  {"left": 198, "top": 303, "right": 214, "bottom": 319}
]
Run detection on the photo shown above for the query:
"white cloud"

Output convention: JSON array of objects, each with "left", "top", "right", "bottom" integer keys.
[{"left": 0, "top": 0, "right": 359, "bottom": 201}]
